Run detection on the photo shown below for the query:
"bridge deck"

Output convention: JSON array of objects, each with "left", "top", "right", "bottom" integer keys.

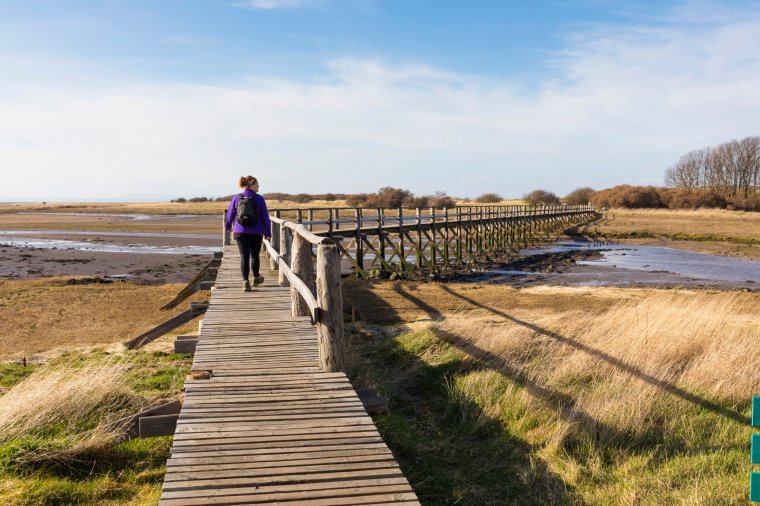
[{"left": 160, "top": 245, "right": 418, "bottom": 505}]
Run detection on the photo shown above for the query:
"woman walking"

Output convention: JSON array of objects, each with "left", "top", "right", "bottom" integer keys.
[{"left": 226, "top": 176, "right": 272, "bottom": 291}]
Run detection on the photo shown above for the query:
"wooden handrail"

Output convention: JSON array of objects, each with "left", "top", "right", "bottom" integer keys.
[
  {"left": 271, "top": 217, "right": 330, "bottom": 245},
  {"left": 262, "top": 238, "right": 320, "bottom": 323}
]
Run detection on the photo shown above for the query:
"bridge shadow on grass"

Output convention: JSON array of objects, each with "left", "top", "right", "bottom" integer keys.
[
  {"left": 438, "top": 285, "right": 749, "bottom": 428},
  {"left": 343, "top": 281, "right": 584, "bottom": 505}
]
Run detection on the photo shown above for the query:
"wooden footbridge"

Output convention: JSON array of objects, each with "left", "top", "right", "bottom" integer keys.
[
  {"left": 268, "top": 204, "right": 596, "bottom": 278},
  {"left": 148, "top": 204, "right": 595, "bottom": 504}
]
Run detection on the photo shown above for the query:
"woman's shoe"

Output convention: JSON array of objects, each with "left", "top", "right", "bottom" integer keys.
[
  {"left": 243, "top": 280, "right": 252, "bottom": 292},
  {"left": 253, "top": 275, "right": 264, "bottom": 286}
]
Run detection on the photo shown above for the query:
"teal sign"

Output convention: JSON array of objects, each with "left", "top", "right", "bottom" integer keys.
[{"left": 752, "top": 397, "right": 760, "bottom": 501}]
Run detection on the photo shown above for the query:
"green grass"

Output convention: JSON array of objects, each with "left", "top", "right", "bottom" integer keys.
[
  {"left": 0, "top": 437, "right": 170, "bottom": 505},
  {"left": 0, "top": 363, "right": 36, "bottom": 388},
  {"left": 345, "top": 323, "right": 752, "bottom": 505},
  {"left": 0, "top": 350, "right": 192, "bottom": 505}
]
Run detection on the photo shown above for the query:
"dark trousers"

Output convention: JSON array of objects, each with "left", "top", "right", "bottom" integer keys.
[{"left": 235, "top": 234, "right": 263, "bottom": 280}]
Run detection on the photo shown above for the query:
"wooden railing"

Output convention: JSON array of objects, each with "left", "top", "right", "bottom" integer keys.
[
  {"left": 263, "top": 204, "right": 595, "bottom": 277},
  {"left": 267, "top": 204, "right": 595, "bottom": 234},
  {"left": 221, "top": 204, "right": 595, "bottom": 372},
  {"left": 223, "top": 214, "right": 345, "bottom": 373}
]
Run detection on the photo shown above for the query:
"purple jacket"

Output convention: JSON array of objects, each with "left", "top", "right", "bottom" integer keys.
[{"left": 226, "top": 189, "right": 272, "bottom": 236}]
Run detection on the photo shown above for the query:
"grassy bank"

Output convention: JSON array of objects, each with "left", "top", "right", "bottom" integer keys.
[
  {"left": 344, "top": 281, "right": 759, "bottom": 504},
  {"left": 0, "top": 278, "right": 203, "bottom": 504},
  {"left": 577, "top": 208, "right": 760, "bottom": 260},
  {"left": 0, "top": 350, "right": 191, "bottom": 505}
]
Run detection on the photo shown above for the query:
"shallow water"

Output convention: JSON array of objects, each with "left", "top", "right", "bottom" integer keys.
[
  {"left": 0, "top": 230, "right": 217, "bottom": 239},
  {"left": 520, "top": 241, "right": 760, "bottom": 285},
  {"left": 0, "top": 237, "right": 220, "bottom": 255},
  {"left": 17, "top": 212, "right": 210, "bottom": 220}
]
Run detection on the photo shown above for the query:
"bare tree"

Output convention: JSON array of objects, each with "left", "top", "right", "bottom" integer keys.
[{"left": 666, "top": 137, "right": 760, "bottom": 197}]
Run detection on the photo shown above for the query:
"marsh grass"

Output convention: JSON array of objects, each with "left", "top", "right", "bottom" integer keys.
[
  {"left": 0, "top": 350, "right": 191, "bottom": 504},
  {"left": 589, "top": 208, "right": 760, "bottom": 241},
  {"left": 346, "top": 283, "right": 759, "bottom": 504}
]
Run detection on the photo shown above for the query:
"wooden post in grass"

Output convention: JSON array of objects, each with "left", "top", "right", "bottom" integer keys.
[
  {"left": 291, "top": 231, "right": 315, "bottom": 317},
  {"left": 316, "top": 242, "right": 344, "bottom": 372}
]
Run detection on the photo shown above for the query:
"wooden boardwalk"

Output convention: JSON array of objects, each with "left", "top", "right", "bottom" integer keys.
[{"left": 160, "top": 245, "right": 419, "bottom": 505}]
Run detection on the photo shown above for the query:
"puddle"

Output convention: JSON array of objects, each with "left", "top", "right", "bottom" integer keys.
[{"left": 0, "top": 237, "right": 220, "bottom": 255}]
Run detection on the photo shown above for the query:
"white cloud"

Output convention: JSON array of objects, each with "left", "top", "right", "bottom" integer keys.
[
  {"left": 233, "top": 0, "right": 314, "bottom": 10},
  {"left": 2, "top": 4, "right": 760, "bottom": 200}
]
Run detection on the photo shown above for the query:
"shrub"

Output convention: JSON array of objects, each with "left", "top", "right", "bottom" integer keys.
[
  {"left": 475, "top": 193, "right": 502, "bottom": 203},
  {"left": 431, "top": 194, "right": 456, "bottom": 208},
  {"left": 171, "top": 198, "right": 187, "bottom": 203},
  {"left": 658, "top": 188, "right": 728, "bottom": 209},
  {"left": 592, "top": 185, "right": 665, "bottom": 209},
  {"left": 364, "top": 187, "right": 415, "bottom": 208},
  {"left": 346, "top": 193, "right": 369, "bottom": 207},
  {"left": 188, "top": 196, "right": 208, "bottom": 203},
  {"left": 292, "top": 193, "right": 313, "bottom": 203},
  {"left": 523, "top": 190, "right": 561, "bottom": 206},
  {"left": 564, "top": 187, "right": 595, "bottom": 206}
]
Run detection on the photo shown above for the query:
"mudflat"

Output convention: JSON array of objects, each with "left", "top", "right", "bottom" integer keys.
[{"left": 0, "top": 206, "right": 221, "bottom": 283}]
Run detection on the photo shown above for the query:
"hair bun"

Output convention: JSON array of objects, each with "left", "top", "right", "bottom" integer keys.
[{"left": 239, "top": 175, "right": 257, "bottom": 188}]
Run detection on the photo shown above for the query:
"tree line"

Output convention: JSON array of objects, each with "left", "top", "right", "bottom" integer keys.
[{"left": 665, "top": 136, "right": 760, "bottom": 197}]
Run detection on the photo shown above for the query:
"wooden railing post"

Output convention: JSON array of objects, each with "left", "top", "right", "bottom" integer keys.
[
  {"left": 279, "top": 226, "right": 293, "bottom": 286},
  {"left": 291, "top": 231, "right": 315, "bottom": 317},
  {"left": 269, "top": 218, "right": 280, "bottom": 271},
  {"left": 316, "top": 242, "right": 344, "bottom": 372},
  {"left": 355, "top": 208, "right": 364, "bottom": 274},
  {"left": 222, "top": 212, "right": 230, "bottom": 247}
]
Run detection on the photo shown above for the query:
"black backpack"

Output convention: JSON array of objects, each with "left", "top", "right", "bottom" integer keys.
[{"left": 235, "top": 193, "right": 259, "bottom": 227}]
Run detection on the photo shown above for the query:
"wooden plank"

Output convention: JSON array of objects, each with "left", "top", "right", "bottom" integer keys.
[
  {"left": 111, "top": 400, "right": 182, "bottom": 440},
  {"left": 174, "top": 338, "right": 197, "bottom": 354},
  {"left": 159, "top": 248, "right": 418, "bottom": 505},
  {"left": 139, "top": 414, "right": 179, "bottom": 438},
  {"left": 125, "top": 309, "right": 198, "bottom": 349}
]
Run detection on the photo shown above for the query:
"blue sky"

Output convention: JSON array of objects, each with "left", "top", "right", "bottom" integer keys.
[{"left": 1, "top": 0, "right": 759, "bottom": 200}]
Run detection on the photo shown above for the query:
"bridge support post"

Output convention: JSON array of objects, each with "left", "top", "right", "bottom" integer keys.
[
  {"left": 316, "top": 242, "right": 345, "bottom": 372},
  {"left": 354, "top": 209, "right": 364, "bottom": 275}
]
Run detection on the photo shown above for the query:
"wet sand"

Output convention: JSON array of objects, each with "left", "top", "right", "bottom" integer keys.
[
  {"left": 0, "top": 212, "right": 221, "bottom": 283},
  {"left": 0, "top": 246, "right": 213, "bottom": 284}
]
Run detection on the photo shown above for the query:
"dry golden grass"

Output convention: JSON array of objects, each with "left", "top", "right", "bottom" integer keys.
[
  {"left": 433, "top": 290, "right": 760, "bottom": 435},
  {"left": 0, "top": 201, "right": 228, "bottom": 215},
  {"left": 346, "top": 281, "right": 760, "bottom": 503},
  {"left": 0, "top": 278, "right": 207, "bottom": 359},
  {"left": 596, "top": 207, "right": 760, "bottom": 239},
  {"left": 0, "top": 198, "right": 527, "bottom": 218},
  {"left": 347, "top": 280, "right": 760, "bottom": 435},
  {"left": 0, "top": 356, "right": 141, "bottom": 466}
]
